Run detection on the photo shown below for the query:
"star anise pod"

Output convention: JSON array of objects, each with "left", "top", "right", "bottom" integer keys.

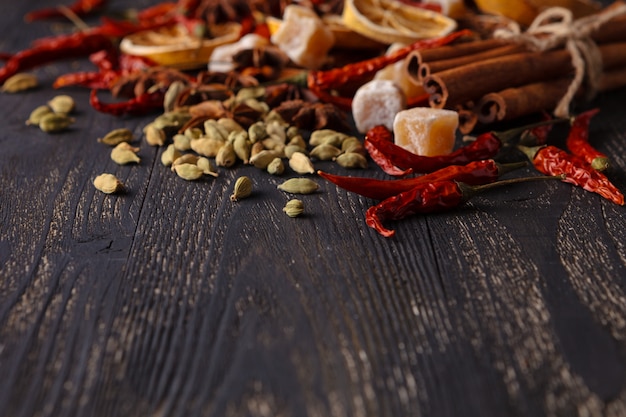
[
  {"left": 263, "top": 83, "right": 318, "bottom": 108},
  {"left": 111, "top": 67, "right": 192, "bottom": 98},
  {"left": 232, "top": 46, "right": 290, "bottom": 82},
  {"left": 273, "top": 99, "right": 351, "bottom": 132}
]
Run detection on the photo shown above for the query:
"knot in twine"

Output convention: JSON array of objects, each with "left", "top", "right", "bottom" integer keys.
[{"left": 494, "top": 4, "right": 626, "bottom": 117}]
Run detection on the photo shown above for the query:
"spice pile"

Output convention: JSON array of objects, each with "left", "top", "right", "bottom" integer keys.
[{"left": 3, "top": 0, "right": 626, "bottom": 237}]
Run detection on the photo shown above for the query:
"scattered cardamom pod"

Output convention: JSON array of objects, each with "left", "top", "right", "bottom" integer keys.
[
  {"left": 184, "top": 127, "right": 203, "bottom": 140},
  {"left": 335, "top": 152, "right": 369, "bottom": 169},
  {"left": 265, "top": 120, "right": 286, "bottom": 143},
  {"left": 204, "top": 119, "right": 228, "bottom": 141},
  {"left": 174, "top": 163, "right": 204, "bottom": 181},
  {"left": 216, "top": 141, "right": 237, "bottom": 167},
  {"left": 250, "top": 141, "right": 265, "bottom": 159},
  {"left": 39, "top": 113, "right": 75, "bottom": 133},
  {"left": 93, "top": 173, "right": 124, "bottom": 194},
  {"left": 191, "top": 137, "right": 224, "bottom": 157},
  {"left": 161, "top": 144, "right": 181, "bottom": 166},
  {"left": 144, "top": 123, "right": 167, "bottom": 146},
  {"left": 248, "top": 121, "right": 267, "bottom": 143},
  {"left": 26, "top": 105, "right": 52, "bottom": 126},
  {"left": 284, "top": 144, "right": 307, "bottom": 159},
  {"left": 289, "top": 152, "right": 315, "bottom": 174},
  {"left": 2, "top": 73, "right": 38, "bottom": 93},
  {"left": 283, "top": 199, "right": 304, "bottom": 217},
  {"left": 173, "top": 133, "right": 192, "bottom": 151},
  {"left": 111, "top": 142, "right": 140, "bottom": 165},
  {"left": 230, "top": 176, "right": 253, "bottom": 201},
  {"left": 250, "top": 149, "right": 281, "bottom": 169},
  {"left": 171, "top": 153, "right": 199, "bottom": 171},
  {"left": 267, "top": 158, "right": 285, "bottom": 176},
  {"left": 48, "top": 95, "right": 76, "bottom": 114},
  {"left": 98, "top": 128, "right": 134, "bottom": 146},
  {"left": 288, "top": 134, "right": 307, "bottom": 149},
  {"left": 218, "top": 117, "right": 244, "bottom": 133},
  {"left": 277, "top": 178, "right": 319, "bottom": 194},
  {"left": 310, "top": 143, "right": 342, "bottom": 161},
  {"left": 153, "top": 110, "right": 191, "bottom": 132},
  {"left": 309, "top": 129, "right": 347, "bottom": 147},
  {"left": 163, "top": 80, "right": 186, "bottom": 112},
  {"left": 341, "top": 136, "right": 366, "bottom": 156},
  {"left": 197, "top": 157, "right": 218, "bottom": 177},
  {"left": 231, "top": 131, "right": 251, "bottom": 164},
  {"left": 286, "top": 126, "right": 300, "bottom": 140}
]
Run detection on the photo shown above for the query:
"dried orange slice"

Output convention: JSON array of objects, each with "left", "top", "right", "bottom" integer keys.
[
  {"left": 119, "top": 23, "right": 241, "bottom": 70},
  {"left": 342, "top": 0, "right": 457, "bottom": 44}
]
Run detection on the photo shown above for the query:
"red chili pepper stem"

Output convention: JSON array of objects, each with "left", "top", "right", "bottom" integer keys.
[
  {"left": 457, "top": 174, "right": 566, "bottom": 201},
  {"left": 490, "top": 117, "right": 569, "bottom": 145}
]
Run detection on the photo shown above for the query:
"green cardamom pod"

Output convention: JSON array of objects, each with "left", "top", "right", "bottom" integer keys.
[
  {"left": 248, "top": 121, "right": 268, "bottom": 143},
  {"left": 98, "top": 128, "right": 134, "bottom": 146},
  {"left": 144, "top": 123, "right": 166, "bottom": 146},
  {"left": 277, "top": 178, "right": 319, "bottom": 194},
  {"left": 111, "top": 142, "right": 140, "bottom": 165},
  {"left": 283, "top": 199, "right": 304, "bottom": 217},
  {"left": 174, "top": 163, "right": 204, "bottom": 181},
  {"left": 2, "top": 73, "right": 38, "bottom": 93},
  {"left": 289, "top": 152, "right": 315, "bottom": 174},
  {"left": 26, "top": 105, "right": 52, "bottom": 126},
  {"left": 310, "top": 143, "right": 342, "bottom": 161},
  {"left": 39, "top": 113, "right": 75, "bottom": 133},
  {"left": 335, "top": 152, "right": 369, "bottom": 169},
  {"left": 231, "top": 131, "right": 251, "bottom": 164},
  {"left": 161, "top": 144, "right": 181, "bottom": 167},
  {"left": 93, "top": 173, "right": 124, "bottom": 194},
  {"left": 216, "top": 141, "right": 237, "bottom": 167},
  {"left": 267, "top": 158, "right": 285, "bottom": 176},
  {"left": 230, "top": 176, "right": 253, "bottom": 201},
  {"left": 47, "top": 95, "right": 75, "bottom": 114},
  {"left": 191, "top": 137, "right": 225, "bottom": 158},
  {"left": 197, "top": 157, "right": 219, "bottom": 177}
]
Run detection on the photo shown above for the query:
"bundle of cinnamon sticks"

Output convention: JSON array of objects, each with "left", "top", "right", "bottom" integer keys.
[{"left": 403, "top": 2, "right": 626, "bottom": 133}]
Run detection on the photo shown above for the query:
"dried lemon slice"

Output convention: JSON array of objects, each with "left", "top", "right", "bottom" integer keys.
[
  {"left": 119, "top": 23, "right": 241, "bottom": 70},
  {"left": 342, "top": 0, "right": 457, "bottom": 44}
]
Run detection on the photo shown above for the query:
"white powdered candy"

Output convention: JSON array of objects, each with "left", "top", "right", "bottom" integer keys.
[{"left": 352, "top": 79, "right": 406, "bottom": 134}]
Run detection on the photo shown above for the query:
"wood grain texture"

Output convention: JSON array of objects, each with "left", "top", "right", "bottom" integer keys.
[{"left": 2, "top": 1, "right": 626, "bottom": 416}]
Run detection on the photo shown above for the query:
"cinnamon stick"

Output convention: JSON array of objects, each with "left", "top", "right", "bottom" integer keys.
[
  {"left": 476, "top": 66, "right": 626, "bottom": 124},
  {"left": 423, "top": 41, "right": 626, "bottom": 110},
  {"left": 414, "top": 43, "right": 527, "bottom": 83}
]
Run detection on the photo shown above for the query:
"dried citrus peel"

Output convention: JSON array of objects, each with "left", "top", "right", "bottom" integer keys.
[{"left": 342, "top": 0, "right": 457, "bottom": 44}]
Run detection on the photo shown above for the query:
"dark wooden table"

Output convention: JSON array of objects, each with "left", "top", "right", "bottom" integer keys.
[{"left": 2, "top": 1, "right": 626, "bottom": 416}]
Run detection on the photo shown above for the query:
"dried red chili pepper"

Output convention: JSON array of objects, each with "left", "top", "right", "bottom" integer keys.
[
  {"left": 365, "top": 119, "right": 564, "bottom": 174},
  {"left": 306, "top": 29, "right": 472, "bottom": 108},
  {"left": 518, "top": 144, "right": 624, "bottom": 205},
  {"left": 89, "top": 89, "right": 164, "bottom": 116},
  {"left": 520, "top": 111, "right": 553, "bottom": 145},
  {"left": 25, "top": 0, "right": 107, "bottom": 21},
  {"left": 364, "top": 125, "right": 413, "bottom": 177},
  {"left": 318, "top": 159, "right": 527, "bottom": 201},
  {"left": 0, "top": 32, "right": 116, "bottom": 85},
  {"left": 565, "top": 108, "right": 609, "bottom": 171},
  {"left": 366, "top": 175, "right": 564, "bottom": 237}
]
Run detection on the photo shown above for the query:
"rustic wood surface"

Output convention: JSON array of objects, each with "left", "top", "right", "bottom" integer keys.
[{"left": 2, "top": 1, "right": 626, "bottom": 416}]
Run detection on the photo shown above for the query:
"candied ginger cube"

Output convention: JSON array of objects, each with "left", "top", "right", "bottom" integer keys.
[
  {"left": 271, "top": 5, "right": 335, "bottom": 69},
  {"left": 352, "top": 79, "right": 406, "bottom": 134},
  {"left": 393, "top": 107, "right": 458, "bottom": 156}
]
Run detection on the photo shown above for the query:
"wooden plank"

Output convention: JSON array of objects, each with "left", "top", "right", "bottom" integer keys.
[{"left": 2, "top": 1, "right": 626, "bottom": 416}]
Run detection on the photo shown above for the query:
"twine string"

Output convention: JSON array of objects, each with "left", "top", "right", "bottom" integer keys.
[{"left": 493, "top": 4, "right": 626, "bottom": 117}]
